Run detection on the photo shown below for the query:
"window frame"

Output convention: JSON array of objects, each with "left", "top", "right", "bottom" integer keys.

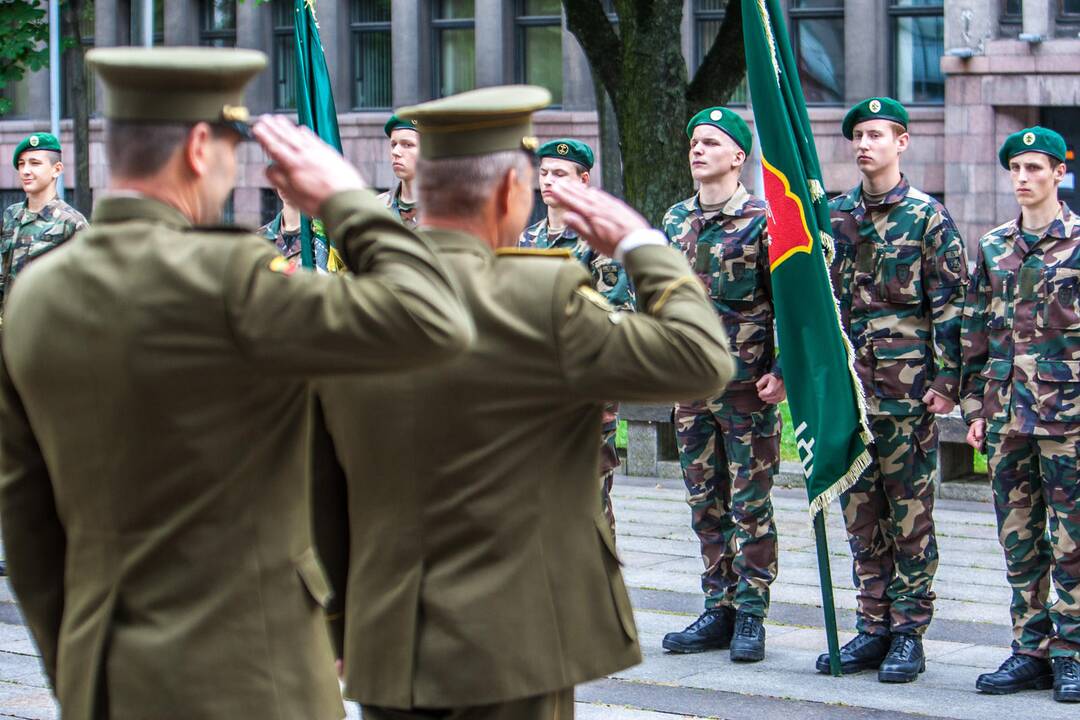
[
  {"left": 1061, "top": 0, "right": 1080, "bottom": 20},
  {"left": 350, "top": 0, "right": 393, "bottom": 110},
  {"left": 691, "top": 0, "right": 745, "bottom": 106},
  {"left": 514, "top": 0, "right": 563, "bottom": 108},
  {"left": 431, "top": 0, "right": 476, "bottom": 99},
  {"left": 887, "top": 0, "right": 945, "bottom": 107},
  {"left": 199, "top": 0, "right": 237, "bottom": 48},
  {"left": 272, "top": 0, "right": 297, "bottom": 111},
  {"left": 788, "top": 0, "right": 845, "bottom": 106}
]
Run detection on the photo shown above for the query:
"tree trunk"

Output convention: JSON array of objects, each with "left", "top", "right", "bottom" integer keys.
[
  {"left": 592, "top": 75, "right": 623, "bottom": 199},
  {"left": 61, "top": 0, "right": 91, "bottom": 216}
]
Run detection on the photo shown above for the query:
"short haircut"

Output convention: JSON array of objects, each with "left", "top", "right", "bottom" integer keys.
[
  {"left": 417, "top": 150, "right": 532, "bottom": 218},
  {"left": 17, "top": 150, "right": 62, "bottom": 166},
  {"left": 887, "top": 121, "right": 908, "bottom": 138},
  {"left": 105, "top": 120, "right": 234, "bottom": 179},
  {"left": 1050, "top": 157, "right": 1065, "bottom": 171}
]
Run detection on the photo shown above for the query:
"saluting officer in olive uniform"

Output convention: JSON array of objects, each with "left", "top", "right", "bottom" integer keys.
[
  {"left": 661, "top": 107, "right": 784, "bottom": 664},
  {"left": 377, "top": 114, "right": 421, "bottom": 228},
  {"left": 519, "top": 137, "right": 633, "bottom": 534},
  {"left": 312, "top": 86, "right": 736, "bottom": 720},
  {"left": 963, "top": 127, "right": 1080, "bottom": 703},
  {"left": 0, "top": 47, "right": 473, "bottom": 720}
]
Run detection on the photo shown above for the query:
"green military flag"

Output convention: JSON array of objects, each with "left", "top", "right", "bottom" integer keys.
[
  {"left": 292, "top": 0, "right": 342, "bottom": 270},
  {"left": 741, "top": 0, "right": 873, "bottom": 675}
]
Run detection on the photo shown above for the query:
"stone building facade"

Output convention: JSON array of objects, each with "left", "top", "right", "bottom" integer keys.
[{"left": 0, "top": 0, "right": 1075, "bottom": 244}]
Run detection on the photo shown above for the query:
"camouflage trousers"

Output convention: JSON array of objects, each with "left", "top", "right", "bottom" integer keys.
[
  {"left": 599, "top": 402, "right": 620, "bottom": 536},
  {"left": 840, "top": 412, "right": 938, "bottom": 636},
  {"left": 674, "top": 397, "right": 780, "bottom": 617},
  {"left": 986, "top": 432, "right": 1080, "bottom": 660}
]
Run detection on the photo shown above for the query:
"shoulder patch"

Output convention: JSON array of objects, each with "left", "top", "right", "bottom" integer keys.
[
  {"left": 496, "top": 247, "right": 573, "bottom": 259},
  {"left": 576, "top": 285, "right": 614, "bottom": 312}
]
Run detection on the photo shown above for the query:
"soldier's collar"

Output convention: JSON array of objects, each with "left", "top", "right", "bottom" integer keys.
[
  {"left": 693, "top": 183, "right": 750, "bottom": 219},
  {"left": 857, "top": 175, "right": 910, "bottom": 210},
  {"left": 425, "top": 227, "right": 494, "bottom": 257},
  {"left": 1009, "top": 202, "right": 1073, "bottom": 240},
  {"left": 91, "top": 193, "right": 192, "bottom": 228},
  {"left": 543, "top": 218, "right": 578, "bottom": 239}
]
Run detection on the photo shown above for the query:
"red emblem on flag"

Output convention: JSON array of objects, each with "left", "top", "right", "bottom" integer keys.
[{"left": 761, "top": 157, "right": 815, "bottom": 271}]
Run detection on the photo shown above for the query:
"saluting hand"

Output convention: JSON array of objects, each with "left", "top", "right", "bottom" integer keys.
[
  {"left": 549, "top": 182, "right": 649, "bottom": 258},
  {"left": 252, "top": 114, "right": 367, "bottom": 218}
]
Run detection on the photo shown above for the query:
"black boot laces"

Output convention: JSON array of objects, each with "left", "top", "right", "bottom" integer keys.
[
  {"left": 889, "top": 635, "right": 917, "bottom": 661},
  {"left": 1057, "top": 658, "right": 1080, "bottom": 681},
  {"left": 735, "top": 613, "right": 759, "bottom": 638}
]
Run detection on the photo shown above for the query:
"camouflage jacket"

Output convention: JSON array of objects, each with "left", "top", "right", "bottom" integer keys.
[
  {"left": 664, "top": 184, "right": 780, "bottom": 405},
  {"left": 518, "top": 218, "right": 635, "bottom": 310},
  {"left": 256, "top": 212, "right": 329, "bottom": 273},
  {"left": 376, "top": 183, "right": 419, "bottom": 229},
  {"left": 829, "top": 176, "right": 967, "bottom": 417},
  {"left": 1, "top": 197, "right": 88, "bottom": 311},
  {"left": 960, "top": 203, "right": 1080, "bottom": 436}
]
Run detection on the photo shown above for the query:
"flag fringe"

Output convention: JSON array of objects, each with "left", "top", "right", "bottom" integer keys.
[
  {"left": 808, "top": 179, "right": 825, "bottom": 202},
  {"left": 809, "top": 448, "right": 871, "bottom": 522},
  {"left": 755, "top": 0, "right": 781, "bottom": 81}
]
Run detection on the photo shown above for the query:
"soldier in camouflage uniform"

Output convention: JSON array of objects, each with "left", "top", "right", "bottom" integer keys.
[
  {"left": 256, "top": 188, "right": 329, "bottom": 272},
  {"left": 817, "top": 98, "right": 967, "bottom": 683},
  {"left": 376, "top": 114, "right": 420, "bottom": 228},
  {"left": 963, "top": 126, "right": 1080, "bottom": 703},
  {"left": 518, "top": 138, "right": 633, "bottom": 534},
  {"left": 1, "top": 132, "right": 88, "bottom": 321},
  {"left": 660, "top": 108, "right": 784, "bottom": 664}
]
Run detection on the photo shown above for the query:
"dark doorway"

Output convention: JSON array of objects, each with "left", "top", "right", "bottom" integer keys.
[{"left": 1041, "top": 107, "right": 1080, "bottom": 209}]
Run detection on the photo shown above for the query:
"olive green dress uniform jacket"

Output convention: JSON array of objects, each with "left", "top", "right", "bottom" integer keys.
[
  {"left": 0, "top": 191, "right": 473, "bottom": 720},
  {"left": 313, "top": 231, "right": 736, "bottom": 710}
]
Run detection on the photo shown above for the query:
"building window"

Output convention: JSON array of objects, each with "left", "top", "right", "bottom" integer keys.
[
  {"left": 432, "top": 0, "right": 475, "bottom": 98},
  {"left": 272, "top": 0, "right": 297, "bottom": 110},
  {"left": 789, "top": 0, "right": 844, "bottom": 105},
  {"left": 1002, "top": 0, "right": 1022, "bottom": 17},
  {"left": 200, "top": 0, "right": 237, "bottom": 47},
  {"left": 1063, "top": 0, "right": 1080, "bottom": 17},
  {"left": 351, "top": 0, "right": 392, "bottom": 109},
  {"left": 889, "top": 0, "right": 944, "bottom": 105},
  {"left": 515, "top": 0, "right": 562, "bottom": 106},
  {"left": 129, "top": 0, "right": 165, "bottom": 45},
  {"left": 692, "top": 0, "right": 746, "bottom": 104}
]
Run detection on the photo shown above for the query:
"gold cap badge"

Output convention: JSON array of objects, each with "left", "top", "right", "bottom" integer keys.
[
  {"left": 221, "top": 105, "right": 250, "bottom": 123},
  {"left": 710, "top": 110, "right": 723, "bottom": 121},
  {"left": 556, "top": 143, "right": 569, "bottom": 155},
  {"left": 28, "top": 135, "right": 39, "bottom": 147},
  {"left": 521, "top": 136, "right": 539, "bottom": 152},
  {"left": 1023, "top": 132, "right": 1036, "bottom": 146},
  {"left": 869, "top": 99, "right": 882, "bottom": 113}
]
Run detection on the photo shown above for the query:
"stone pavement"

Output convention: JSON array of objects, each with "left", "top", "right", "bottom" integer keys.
[{"left": 0, "top": 474, "right": 1065, "bottom": 719}]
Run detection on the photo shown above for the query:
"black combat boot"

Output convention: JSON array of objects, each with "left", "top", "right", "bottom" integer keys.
[
  {"left": 1053, "top": 657, "right": 1080, "bottom": 703},
  {"left": 975, "top": 654, "right": 1053, "bottom": 694},
  {"left": 877, "top": 633, "right": 925, "bottom": 683},
  {"left": 815, "top": 632, "right": 891, "bottom": 674},
  {"left": 661, "top": 606, "right": 734, "bottom": 654},
  {"left": 729, "top": 611, "right": 766, "bottom": 662}
]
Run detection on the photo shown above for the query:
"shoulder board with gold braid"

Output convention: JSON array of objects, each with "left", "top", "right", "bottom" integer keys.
[{"left": 495, "top": 247, "right": 573, "bottom": 259}]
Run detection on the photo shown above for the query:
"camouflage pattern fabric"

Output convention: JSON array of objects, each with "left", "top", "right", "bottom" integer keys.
[
  {"left": 665, "top": 184, "right": 781, "bottom": 616},
  {"left": 256, "top": 212, "right": 329, "bottom": 273},
  {"left": 828, "top": 176, "right": 967, "bottom": 417},
  {"left": 0, "top": 197, "right": 88, "bottom": 315},
  {"left": 519, "top": 218, "right": 635, "bottom": 310},
  {"left": 599, "top": 401, "right": 619, "bottom": 536},
  {"left": 376, "top": 183, "right": 418, "bottom": 230},
  {"left": 664, "top": 183, "right": 781, "bottom": 398},
  {"left": 960, "top": 203, "right": 1080, "bottom": 437},
  {"left": 985, "top": 432, "right": 1080, "bottom": 661},
  {"left": 674, "top": 401, "right": 780, "bottom": 617},
  {"left": 840, "top": 412, "right": 939, "bottom": 636}
]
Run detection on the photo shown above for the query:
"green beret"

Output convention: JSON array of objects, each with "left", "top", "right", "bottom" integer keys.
[
  {"left": 998, "top": 126, "right": 1067, "bottom": 169},
  {"left": 86, "top": 47, "right": 266, "bottom": 138},
  {"left": 842, "top": 97, "right": 909, "bottom": 140},
  {"left": 537, "top": 138, "right": 594, "bottom": 170},
  {"left": 13, "top": 133, "right": 61, "bottom": 168},
  {"left": 384, "top": 114, "right": 419, "bottom": 137},
  {"left": 396, "top": 85, "right": 551, "bottom": 160},
  {"left": 686, "top": 107, "right": 752, "bottom": 154}
]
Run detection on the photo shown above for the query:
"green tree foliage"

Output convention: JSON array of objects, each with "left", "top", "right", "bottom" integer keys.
[{"left": 0, "top": 0, "right": 52, "bottom": 116}]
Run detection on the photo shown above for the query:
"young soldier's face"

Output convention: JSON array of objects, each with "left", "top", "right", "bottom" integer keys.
[
  {"left": 389, "top": 129, "right": 420, "bottom": 182},
  {"left": 16, "top": 150, "right": 62, "bottom": 196},
  {"left": 1009, "top": 151, "right": 1066, "bottom": 208},
  {"left": 851, "top": 120, "right": 908, "bottom": 176},
  {"left": 689, "top": 125, "right": 744, "bottom": 184},
  {"left": 538, "top": 157, "right": 588, "bottom": 208}
]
